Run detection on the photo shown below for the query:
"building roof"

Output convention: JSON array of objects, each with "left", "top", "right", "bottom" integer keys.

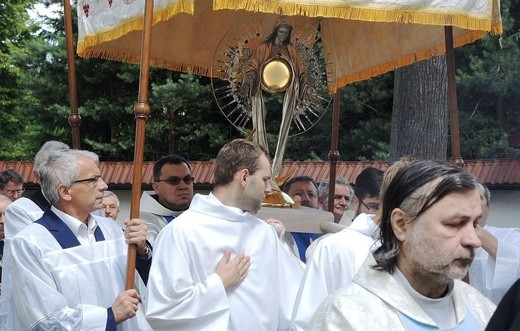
[{"left": 1, "top": 159, "right": 519, "bottom": 189}]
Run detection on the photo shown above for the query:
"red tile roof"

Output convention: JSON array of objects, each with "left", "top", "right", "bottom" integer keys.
[{"left": 1, "top": 159, "right": 519, "bottom": 188}]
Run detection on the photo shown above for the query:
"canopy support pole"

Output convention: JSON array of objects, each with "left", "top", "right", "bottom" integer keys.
[
  {"left": 327, "top": 91, "right": 341, "bottom": 214},
  {"left": 63, "top": 0, "right": 81, "bottom": 149},
  {"left": 126, "top": 0, "right": 154, "bottom": 290},
  {"left": 444, "top": 26, "right": 463, "bottom": 166}
]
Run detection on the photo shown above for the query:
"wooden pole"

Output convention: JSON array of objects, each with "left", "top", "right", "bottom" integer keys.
[
  {"left": 63, "top": 0, "right": 81, "bottom": 149},
  {"left": 444, "top": 26, "right": 464, "bottom": 167},
  {"left": 327, "top": 92, "right": 341, "bottom": 214},
  {"left": 126, "top": 0, "right": 154, "bottom": 290}
]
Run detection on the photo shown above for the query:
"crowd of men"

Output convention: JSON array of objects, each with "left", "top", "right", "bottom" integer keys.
[{"left": 0, "top": 139, "right": 519, "bottom": 330}]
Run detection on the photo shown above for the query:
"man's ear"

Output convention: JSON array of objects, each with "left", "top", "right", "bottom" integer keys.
[
  {"left": 238, "top": 168, "right": 249, "bottom": 188},
  {"left": 151, "top": 182, "right": 159, "bottom": 193},
  {"left": 59, "top": 185, "right": 73, "bottom": 202},
  {"left": 391, "top": 208, "right": 408, "bottom": 242}
]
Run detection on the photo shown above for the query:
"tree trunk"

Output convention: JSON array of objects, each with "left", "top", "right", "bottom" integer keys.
[{"left": 390, "top": 56, "right": 449, "bottom": 162}]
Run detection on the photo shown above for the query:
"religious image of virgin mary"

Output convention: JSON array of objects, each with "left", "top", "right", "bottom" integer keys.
[{"left": 239, "top": 16, "right": 308, "bottom": 175}]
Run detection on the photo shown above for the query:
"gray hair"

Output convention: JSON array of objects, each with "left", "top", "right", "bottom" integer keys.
[
  {"left": 373, "top": 160, "right": 479, "bottom": 273},
  {"left": 476, "top": 182, "right": 491, "bottom": 207},
  {"left": 40, "top": 149, "right": 99, "bottom": 206},
  {"left": 317, "top": 176, "right": 353, "bottom": 200},
  {"left": 34, "top": 141, "right": 70, "bottom": 176},
  {"left": 103, "top": 190, "right": 120, "bottom": 207}
]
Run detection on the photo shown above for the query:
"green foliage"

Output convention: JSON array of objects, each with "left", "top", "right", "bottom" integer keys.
[
  {"left": 148, "top": 74, "right": 240, "bottom": 161},
  {"left": 338, "top": 75, "right": 393, "bottom": 161},
  {"left": 460, "top": 107, "right": 520, "bottom": 158},
  {"left": 0, "top": 0, "right": 37, "bottom": 160},
  {"left": 455, "top": 0, "right": 520, "bottom": 158}
]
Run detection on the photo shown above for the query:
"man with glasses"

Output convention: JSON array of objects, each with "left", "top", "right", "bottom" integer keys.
[
  {"left": 140, "top": 154, "right": 194, "bottom": 245},
  {"left": 351, "top": 167, "right": 384, "bottom": 217},
  {"left": 7, "top": 149, "right": 151, "bottom": 330},
  {"left": 0, "top": 170, "right": 24, "bottom": 202}
]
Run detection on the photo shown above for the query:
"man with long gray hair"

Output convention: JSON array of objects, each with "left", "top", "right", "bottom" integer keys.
[
  {"left": 309, "top": 160, "right": 495, "bottom": 330},
  {"left": 7, "top": 149, "right": 151, "bottom": 330}
]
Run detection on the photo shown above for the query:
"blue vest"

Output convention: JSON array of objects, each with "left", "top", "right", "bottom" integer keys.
[{"left": 291, "top": 232, "right": 320, "bottom": 262}]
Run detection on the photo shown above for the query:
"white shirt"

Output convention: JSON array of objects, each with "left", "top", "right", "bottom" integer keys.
[
  {"left": 51, "top": 206, "right": 99, "bottom": 245},
  {"left": 393, "top": 267, "right": 457, "bottom": 329}
]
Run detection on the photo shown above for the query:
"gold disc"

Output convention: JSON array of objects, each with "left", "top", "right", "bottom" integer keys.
[{"left": 261, "top": 58, "right": 292, "bottom": 93}]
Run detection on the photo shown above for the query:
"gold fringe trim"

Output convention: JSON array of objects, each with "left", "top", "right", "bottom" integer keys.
[
  {"left": 77, "top": 47, "right": 225, "bottom": 79},
  {"left": 491, "top": 22, "right": 503, "bottom": 35},
  {"left": 77, "top": 0, "right": 194, "bottom": 56},
  {"left": 332, "top": 29, "right": 489, "bottom": 91},
  {"left": 214, "top": 0, "right": 499, "bottom": 32}
]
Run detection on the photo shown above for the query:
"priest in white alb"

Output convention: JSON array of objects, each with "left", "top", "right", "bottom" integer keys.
[{"left": 145, "top": 139, "right": 304, "bottom": 330}]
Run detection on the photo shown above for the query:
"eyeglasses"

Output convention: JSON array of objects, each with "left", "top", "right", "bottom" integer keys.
[
  {"left": 359, "top": 199, "right": 379, "bottom": 212},
  {"left": 73, "top": 175, "right": 102, "bottom": 187},
  {"left": 155, "top": 176, "right": 194, "bottom": 186},
  {"left": 6, "top": 189, "right": 24, "bottom": 196}
]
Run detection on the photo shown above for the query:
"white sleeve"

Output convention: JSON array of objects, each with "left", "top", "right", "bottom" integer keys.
[
  {"left": 11, "top": 234, "right": 108, "bottom": 330},
  {"left": 292, "top": 231, "right": 367, "bottom": 330},
  {"left": 487, "top": 229, "right": 520, "bottom": 300},
  {"left": 139, "top": 212, "right": 167, "bottom": 247},
  {"left": 471, "top": 227, "right": 520, "bottom": 304},
  {"left": 292, "top": 238, "right": 343, "bottom": 330},
  {"left": 274, "top": 229, "right": 305, "bottom": 331},
  {"left": 145, "top": 226, "right": 230, "bottom": 331},
  {"left": 5, "top": 200, "right": 43, "bottom": 239},
  {"left": 307, "top": 294, "right": 355, "bottom": 331}
]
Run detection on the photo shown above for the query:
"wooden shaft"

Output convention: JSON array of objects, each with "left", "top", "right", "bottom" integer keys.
[
  {"left": 327, "top": 92, "right": 341, "bottom": 213},
  {"left": 63, "top": 0, "right": 81, "bottom": 149},
  {"left": 126, "top": 0, "right": 154, "bottom": 290},
  {"left": 444, "top": 26, "right": 463, "bottom": 166}
]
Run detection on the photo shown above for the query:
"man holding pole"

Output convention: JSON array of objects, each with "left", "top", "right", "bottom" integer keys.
[{"left": 7, "top": 149, "right": 150, "bottom": 330}]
